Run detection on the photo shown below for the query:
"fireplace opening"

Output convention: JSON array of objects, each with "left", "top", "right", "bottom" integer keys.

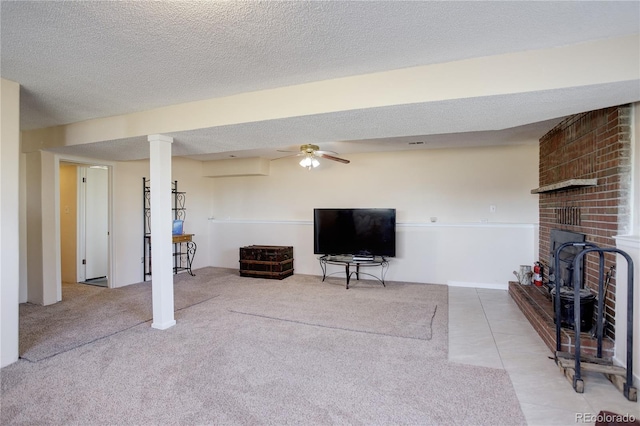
[
  {"left": 548, "top": 229, "right": 596, "bottom": 330},
  {"left": 548, "top": 229, "right": 586, "bottom": 290}
]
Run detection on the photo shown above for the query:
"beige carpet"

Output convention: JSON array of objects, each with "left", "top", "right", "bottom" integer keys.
[{"left": 2, "top": 267, "right": 525, "bottom": 425}]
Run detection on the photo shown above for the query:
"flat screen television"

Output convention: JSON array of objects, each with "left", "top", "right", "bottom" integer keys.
[{"left": 313, "top": 208, "right": 396, "bottom": 257}]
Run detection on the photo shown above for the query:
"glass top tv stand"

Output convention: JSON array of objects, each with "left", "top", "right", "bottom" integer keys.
[{"left": 318, "top": 255, "right": 389, "bottom": 289}]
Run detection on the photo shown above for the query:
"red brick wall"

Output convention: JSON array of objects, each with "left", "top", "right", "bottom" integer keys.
[{"left": 538, "top": 105, "right": 632, "bottom": 337}]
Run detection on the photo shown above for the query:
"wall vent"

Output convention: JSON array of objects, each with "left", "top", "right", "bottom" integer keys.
[{"left": 555, "top": 206, "right": 581, "bottom": 226}]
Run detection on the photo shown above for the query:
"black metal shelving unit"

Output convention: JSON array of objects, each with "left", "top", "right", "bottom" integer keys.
[{"left": 143, "top": 178, "right": 191, "bottom": 280}]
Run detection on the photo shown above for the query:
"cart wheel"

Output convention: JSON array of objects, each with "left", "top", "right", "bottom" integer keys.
[
  {"left": 625, "top": 386, "right": 637, "bottom": 402},
  {"left": 573, "top": 378, "right": 584, "bottom": 393}
]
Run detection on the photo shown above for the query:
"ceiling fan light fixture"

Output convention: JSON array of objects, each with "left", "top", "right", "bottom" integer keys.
[
  {"left": 273, "top": 143, "right": 347, "bottom": 169},
  {"left": 299, "top": 155, "right": 319, "bottom": 169}
]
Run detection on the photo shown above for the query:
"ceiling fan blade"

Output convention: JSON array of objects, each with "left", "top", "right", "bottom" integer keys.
[
  {"left": 271, "top": 153, "right": 303, "bottom": 161},
  {"left": 316, "top": 152, "right": 350, "bottom": 164},
  {"left": 314, "top": 150, "right": 340, "bottom": 156}
]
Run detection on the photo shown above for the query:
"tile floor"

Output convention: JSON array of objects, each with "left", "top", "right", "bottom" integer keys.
[{"left": 448, "top": 286, "right": 638, "bottom": 425}]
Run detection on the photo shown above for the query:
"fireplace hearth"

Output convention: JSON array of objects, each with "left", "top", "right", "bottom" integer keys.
[{"left": 509, "top": 282, "right": 614, "bottom": 358}]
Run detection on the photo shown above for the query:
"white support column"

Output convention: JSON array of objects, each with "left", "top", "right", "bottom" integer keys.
[
  {"left": 148, "top": 134, "right": 176, "bottom": 330},
  {"left": 1, "top": 78, "right": 20, "bottom": 367}
]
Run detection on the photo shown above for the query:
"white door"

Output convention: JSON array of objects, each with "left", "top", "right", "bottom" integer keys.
[{"left": 84, "top": 167, "right": 109, "bottom": 280}]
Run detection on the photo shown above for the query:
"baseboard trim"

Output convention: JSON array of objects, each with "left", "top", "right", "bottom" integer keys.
[
  {"left": 613, "top": 355, "right": 640, "bottom": 388},
  {"left": 208, "top": 219, "right": 536, "bottom": 229},
  {"left": 447, "top": 281, "right": 509, "bottom": 291}
]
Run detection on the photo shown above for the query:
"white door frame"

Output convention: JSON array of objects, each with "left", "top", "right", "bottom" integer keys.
[
  {"left": 78, "top": 165, "right": 109, "bottom": 282},
  {"left": 56, "top": 155, "right": 114, "bottom": 295},
  {"left": 77, "top": 166, "right": 87, "bottom": 283}
]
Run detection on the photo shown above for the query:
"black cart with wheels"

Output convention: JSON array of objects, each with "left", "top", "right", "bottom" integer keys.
[{"left": 553, "top": 244, "right": 636, "bottom": 401}]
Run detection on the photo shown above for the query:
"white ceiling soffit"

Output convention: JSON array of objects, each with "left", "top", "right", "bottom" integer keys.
[
  {"left": 3, "top": 1, "right": 640, "bottom": 161},
  {"left": 47, "top": 80, "right": 637, "bottom": 162}
]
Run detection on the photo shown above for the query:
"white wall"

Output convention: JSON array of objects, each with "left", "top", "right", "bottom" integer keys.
[
  {"left": 629, "top": 103, "right": 640, "bottom": 236},
  {"left": 211, "top": 220, "right": 534, "bottom": 286},
  {"left": 209, "top": 144, "right": 539, "bottom": 286},
  {"left": 1, "top": 78, "right": 21, "bottom": 367},
  {"left": 211, "top": 145, "right": 539, "bottom": 223},
  {"left": 614, "top": 102, "right": 640, "bottom": 387},
  {"left": 110, "top": 157, "right": 213, "bottom": 287},
  {"left": 24, "top": 150, "right": 60, "bottom": 305},
  {"left": 24, "top": 143, "right": 539, "bottom": 294}
]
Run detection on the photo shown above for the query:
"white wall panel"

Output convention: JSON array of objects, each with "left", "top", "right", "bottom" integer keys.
[
  {"left": 210, "top": 145, "right": 539, "bottom": 223},
  {"left": 208, "top": 144, "right": 539, "bottom": 287},
  {"left": 614, "top": 236, "right": 640, "bottom": 388},
  {"left": 111, "top": 157, "right": 212, "bottom": 287},
  {"left": 210, "top": 220, "right": 535, "bottom": 286}
]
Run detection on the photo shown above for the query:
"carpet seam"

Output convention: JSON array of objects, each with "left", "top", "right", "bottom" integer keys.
[
  {"left": 229, "top": 305, "right": 438, "bottom": 341},
  {"left": 21, "top": 318, "right": 152, "bottom": 363},
  {"left": 20, "top": 294, "right": 220, "bottom": 363}
]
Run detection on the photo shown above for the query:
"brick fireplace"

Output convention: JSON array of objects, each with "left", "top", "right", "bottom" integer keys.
[{"left": 510, "top": 105, "right": 632, "bottom": 357}]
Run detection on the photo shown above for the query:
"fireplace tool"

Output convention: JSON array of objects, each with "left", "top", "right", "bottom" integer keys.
[{"left": 589, "top": 265, "right": 614, "bottom": 338}]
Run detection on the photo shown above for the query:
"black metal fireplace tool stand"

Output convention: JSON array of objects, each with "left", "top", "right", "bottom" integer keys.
[{"left": 552, "top": 243, "right": 636, "bottom": 401}]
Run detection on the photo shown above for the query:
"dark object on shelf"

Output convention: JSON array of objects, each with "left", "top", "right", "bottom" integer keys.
[{"left": 239, "top": 246, "right": 293, "bottom": 280}]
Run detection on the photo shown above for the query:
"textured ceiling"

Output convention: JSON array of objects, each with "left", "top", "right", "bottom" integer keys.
[{"left": 2, "top": 1, "right": 640, "bottom": 161}]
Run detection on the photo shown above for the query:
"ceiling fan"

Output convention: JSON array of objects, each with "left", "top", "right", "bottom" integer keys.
[{"left": 274, "top": 144, "right": 350, "bottom": 170}]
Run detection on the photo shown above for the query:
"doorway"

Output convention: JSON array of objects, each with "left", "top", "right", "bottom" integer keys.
[
  {"left": 81, "top": 166, "right": 109, "bottom": 285},
  {"left": 59, "top": 162, "right": 110, "bottom": 289}
]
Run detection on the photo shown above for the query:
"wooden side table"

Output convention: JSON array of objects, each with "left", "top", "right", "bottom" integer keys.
[{"left": 172, "top": 234, "right": 196, "bottom": 276}]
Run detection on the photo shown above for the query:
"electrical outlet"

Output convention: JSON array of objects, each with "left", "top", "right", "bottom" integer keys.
[{"left": 489, "top": 205, "right": 497, "bottom": 213}]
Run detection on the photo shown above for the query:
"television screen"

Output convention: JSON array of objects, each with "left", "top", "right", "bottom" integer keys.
[{"left": 313, "top": 208, "right": 396, "bottom": 257}]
